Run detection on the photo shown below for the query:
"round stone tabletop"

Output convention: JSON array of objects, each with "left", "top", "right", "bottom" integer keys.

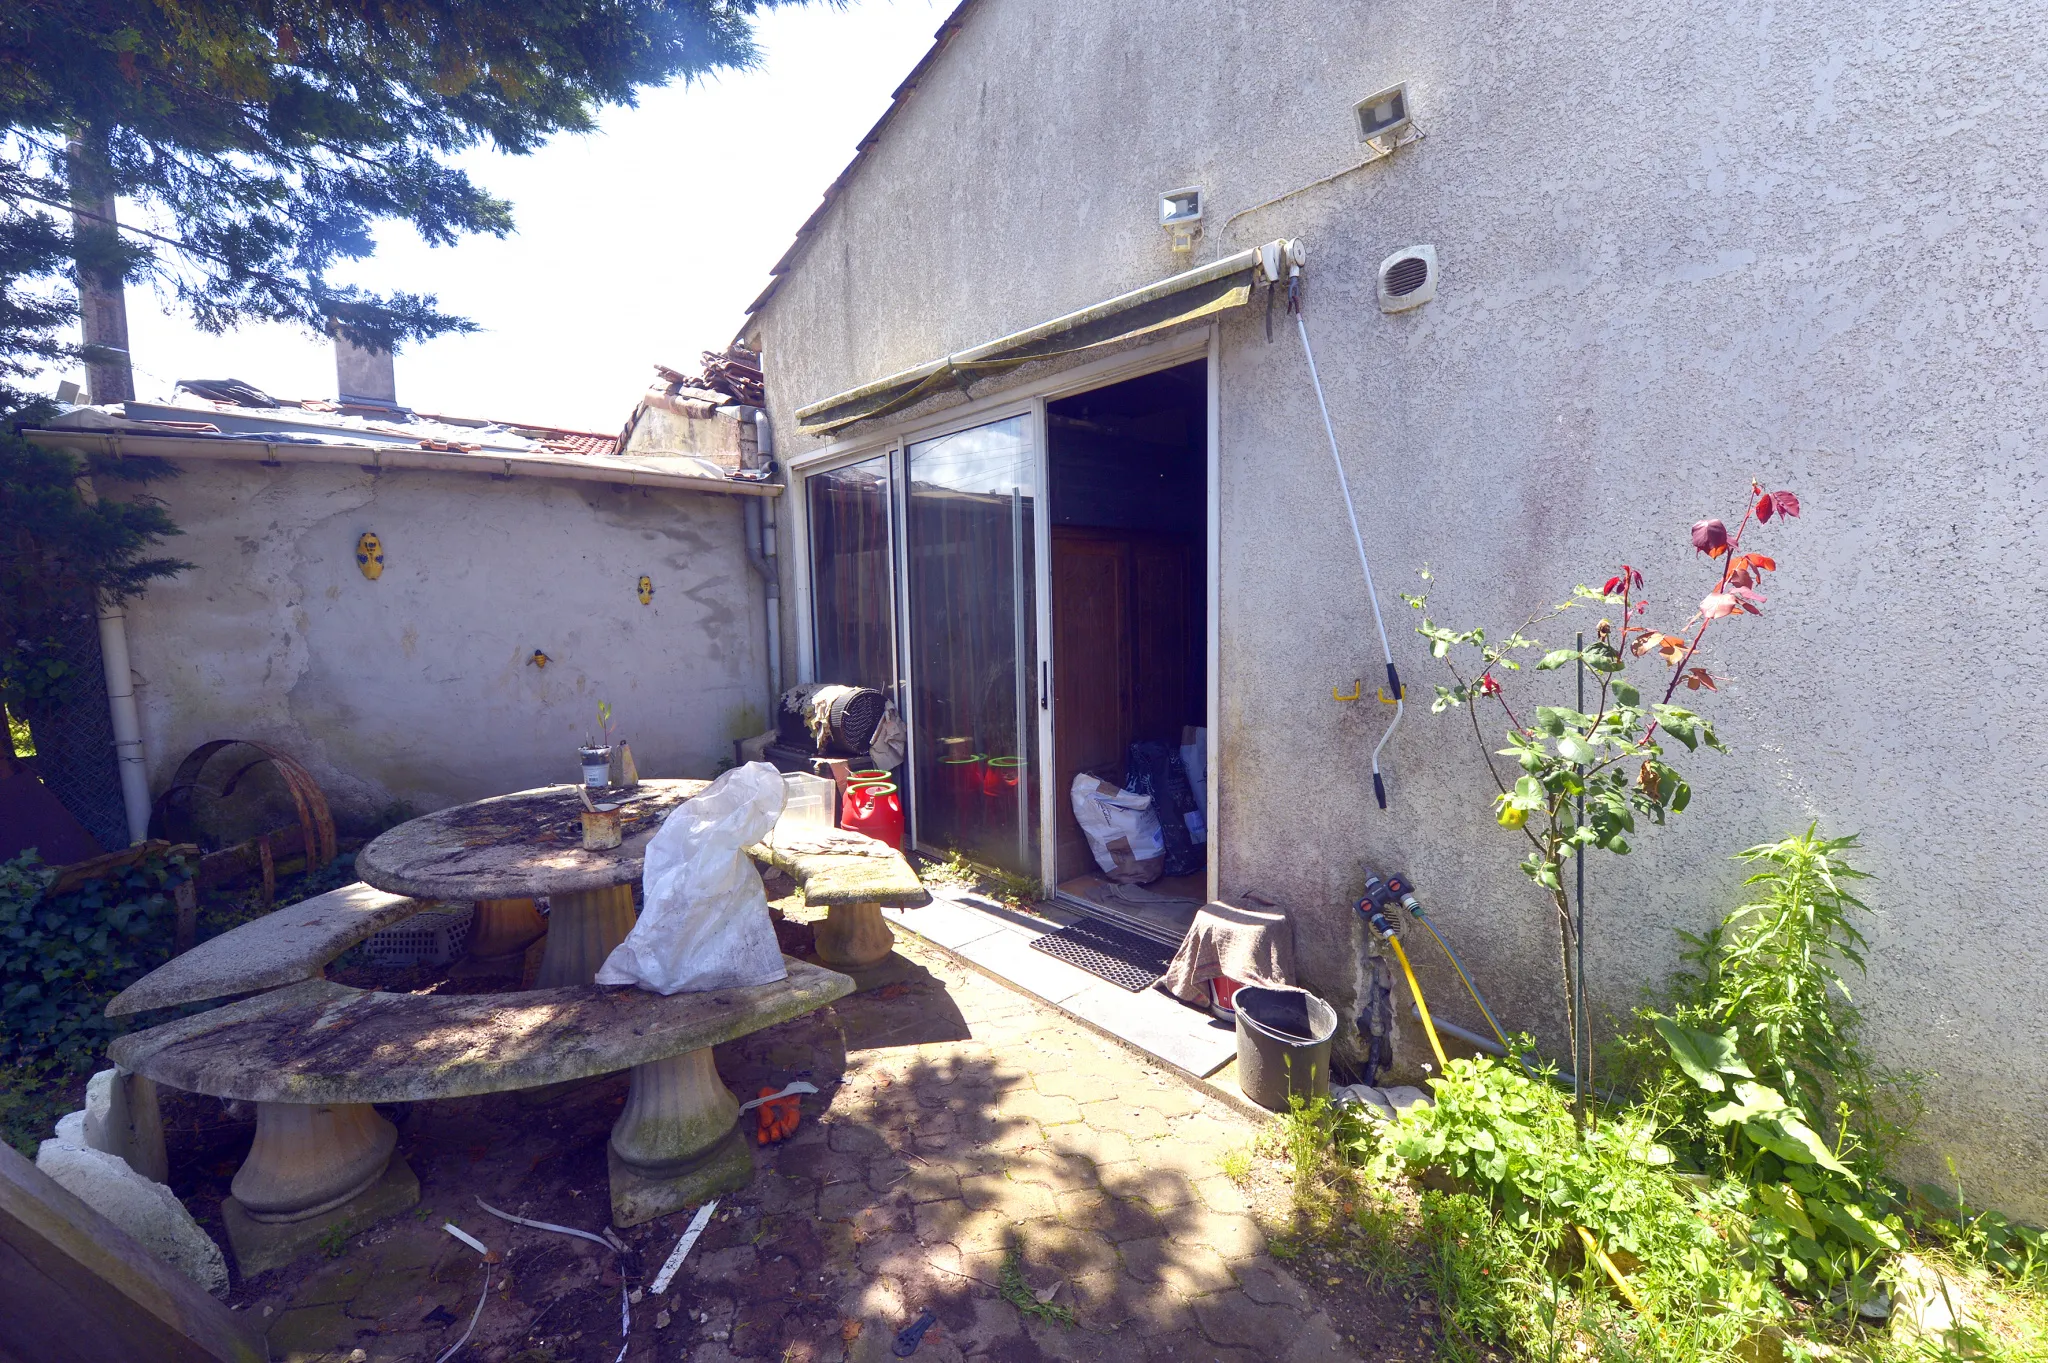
[{"left": 355, "top": 778, "right": 709, "bottom": 900}]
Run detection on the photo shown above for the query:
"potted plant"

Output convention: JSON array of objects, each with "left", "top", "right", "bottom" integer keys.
[{"left": 579, "top": 701, "right": 617, "bottom": 789}]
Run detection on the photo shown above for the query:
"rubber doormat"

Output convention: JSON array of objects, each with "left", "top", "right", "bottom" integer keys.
[{"left": 1028, "top": 918, "right": 1174, "bottom": 992}]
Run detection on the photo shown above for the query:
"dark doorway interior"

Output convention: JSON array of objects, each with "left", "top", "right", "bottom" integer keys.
[{"left": 1047, "top": 360, "right": 1207, "bottom": 935}]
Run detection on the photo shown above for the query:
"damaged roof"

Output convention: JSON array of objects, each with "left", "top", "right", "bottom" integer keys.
[{"left": 27, "top": 376, "right": 778, "bottom": 496}]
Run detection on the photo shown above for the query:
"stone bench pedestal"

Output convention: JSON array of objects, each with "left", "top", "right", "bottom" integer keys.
[
  {"left": 220, "top": 1102, "right": 418, "bottom": 1276},
  {"left": 606, "top": 1048, "right": 754, "bottom": 1225}
]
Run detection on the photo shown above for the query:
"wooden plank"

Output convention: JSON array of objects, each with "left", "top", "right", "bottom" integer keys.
[
  {"left": 0, "top": 1141, "right": 263, "bottom": 1363},
  {"left": 108, "top": 959, "right": 854, "bottom": 1105}
]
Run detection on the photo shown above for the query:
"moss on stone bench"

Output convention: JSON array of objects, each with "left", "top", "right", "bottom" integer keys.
[
  {"left": 105, "top": 882, "right": 425, "bottom": 1018},
  {"left": 107, "top": 960, "right": 852, "bottom": 1105},
  {"left": 748, "top": 829, "right": 928, "bottom": 908}
]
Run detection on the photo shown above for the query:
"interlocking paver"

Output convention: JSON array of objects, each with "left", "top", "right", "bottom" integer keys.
[{"left": 245, "top": 916, "right": 1357, "bottom": 1362}]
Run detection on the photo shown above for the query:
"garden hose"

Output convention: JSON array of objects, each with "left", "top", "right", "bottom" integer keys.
[
  {"left": 1410, "top": 910, "right": 1513, "bottom": 1054},
  {"left": 1384, "top": 930, "right": 1450, "bottom": 1071},
  {"left": 1575, "top": 1224, "right": 1650, "bottom": 1316}
]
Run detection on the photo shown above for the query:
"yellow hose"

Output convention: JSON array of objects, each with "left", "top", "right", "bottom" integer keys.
[
  {"left": 1575, "top": 1224, "right": 1649, "bottom": 1314},
  {"left": 1385, "top": 932, "right": 1449, "bottom": 1070}
]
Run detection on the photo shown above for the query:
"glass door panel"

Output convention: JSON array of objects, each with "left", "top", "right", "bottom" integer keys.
[
  {"left": 807, "top": 454, "right": 896, "bottom": 694},
  {"left": 903, "top": 416, "right": 1039, "bottom": 875}
]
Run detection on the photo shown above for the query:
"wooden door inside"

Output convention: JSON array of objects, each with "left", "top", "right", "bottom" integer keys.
[{"left": 1050, "top": 527, "right": 1202, "bottom": 884}]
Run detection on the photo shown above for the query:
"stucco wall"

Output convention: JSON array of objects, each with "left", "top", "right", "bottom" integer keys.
[
  {"left": 751, "top": 0, "right": 2048, "bottom": 1213},
  {"left": 120, "top": 461, "right": 771, "bottom": 824}
]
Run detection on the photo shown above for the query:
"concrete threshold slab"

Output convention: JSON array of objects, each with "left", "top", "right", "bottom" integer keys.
[{"left": 886, "top": 891, "right": 1262, "bottom": 1118}]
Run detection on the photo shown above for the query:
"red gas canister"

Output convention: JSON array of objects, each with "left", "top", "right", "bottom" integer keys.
[{"left": 841, "top": 781, "right": 904, "bottom": 849}]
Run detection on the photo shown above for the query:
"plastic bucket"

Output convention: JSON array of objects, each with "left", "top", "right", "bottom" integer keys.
[
  {"left": 842, "top": 781, "right": 904, "bottom": 848},
  {"left": 1233, "top": 984, "right": 1337, "bottom": 1111}
]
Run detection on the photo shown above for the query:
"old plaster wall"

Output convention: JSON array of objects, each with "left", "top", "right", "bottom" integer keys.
[
  {"left": 752, "top": 0, "right": 2048, "bottom": 1212},
  {"left": 120, "top": 462, "right": 769, "bottom": 823}
]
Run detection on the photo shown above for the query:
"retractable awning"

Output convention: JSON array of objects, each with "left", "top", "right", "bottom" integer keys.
[{"left": 795, "top": 242, "right": 1279, "bottom": 434}]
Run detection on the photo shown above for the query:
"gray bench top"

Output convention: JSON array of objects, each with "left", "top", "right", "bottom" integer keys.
[
  {"left": 105, "top": 882, "right": 424, "bottom": 1018},
  {"left": 749, "top": 829, "right": 929, "bottom": 909},
  {"left": 106, "top": 959, "right": 853, "bottom": 1105}
]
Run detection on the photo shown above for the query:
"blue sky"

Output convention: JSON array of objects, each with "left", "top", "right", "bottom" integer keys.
[{"left": 86, "top": 0, "right": 948, "bottom": 432}]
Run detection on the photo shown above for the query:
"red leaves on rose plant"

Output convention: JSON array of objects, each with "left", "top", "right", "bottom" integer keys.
[
  {"left": 1601, "top": 564, "right": 1643, "bottom": 597},
  {"left": 1691, "top": 519, "right": 1730, "bottom": 557},
  {"left": 1733, "top": 553, "right": 1776, "bottom": 573},
  {"left": 1681, "top": 667, "right": 1718, "bottom": 691},
  {"left": 1478, "top": 673, "right": 1503, "bottom": 697},
  {"left": 1603, "top": 575, "right": 1624, "bottom": 596},
  {"left": 1755, "top": 490, "right": 1801, "bottom": 523},
  {"left": 1700, "top": 593, "right": 1741, "bottom": 619},
  {"left": 1632, "top": 632, "right": 1690, "bottom": 665}
]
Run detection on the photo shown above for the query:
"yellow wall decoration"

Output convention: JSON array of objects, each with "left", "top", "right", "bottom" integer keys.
[
  {"left": 637, "top": 575, "right": 654, "bottom": 605},
  {"left": 355, "top": 531, "right": 384, "bottom": 580}
]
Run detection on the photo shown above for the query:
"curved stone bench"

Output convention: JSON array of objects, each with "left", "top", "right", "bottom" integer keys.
[
  {"left": 750, "top": 829, "right": 929, "bottom": 985},
  {"left": 109, "top": 961, "right": 853, "bottom": 1250},
  {"left": 105, "top": 881, "right": 426, "bottom": 1018}
]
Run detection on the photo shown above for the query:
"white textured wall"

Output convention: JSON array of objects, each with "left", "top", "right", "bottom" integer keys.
[
  {"left": 754, "top": 0, "right": 2048, "bottom": 1213},
  {"left": 121, "top": 462, "right": 770, "bottom": 823}
]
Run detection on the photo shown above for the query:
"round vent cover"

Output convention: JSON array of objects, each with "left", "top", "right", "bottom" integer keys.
[
  {"left": 1377, "top": 245, "right": 1438, "bottom": 313},
  {"left": 1383, "top": 256, "right": 1430, "bottom": 296}
]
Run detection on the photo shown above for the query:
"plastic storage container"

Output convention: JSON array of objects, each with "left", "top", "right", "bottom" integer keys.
[
  {"left": 772, "top": 771, "right": 837, "bottom": 845},
  {"left": 1233, "top": 984, "right": 1337, "bottom": 1111}
]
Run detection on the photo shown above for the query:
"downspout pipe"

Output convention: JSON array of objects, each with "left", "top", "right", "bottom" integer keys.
[
  {"left": 97, "top": 596, "right": 150, "bottom": 844},
  {"left": 74, "top": 476, "right": 149, "bottom": 843},
  {"left": 744, "top": 495, "right": 782, "bottom": 712}
]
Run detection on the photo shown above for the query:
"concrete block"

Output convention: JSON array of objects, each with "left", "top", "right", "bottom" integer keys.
[
  {"left": 35, "top": 1141, "right": 228, "bottom": 1295},
  {"left": 608, "top": 1125, "right": 754, "bottom": 1228},
  {"left": 219, "top": 1158, "right": 420, "bottom": 1278}
]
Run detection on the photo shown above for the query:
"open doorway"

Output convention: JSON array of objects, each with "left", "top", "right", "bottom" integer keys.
[{"left": 1047, "top": 360, "right": 1208, "bottom": 943}]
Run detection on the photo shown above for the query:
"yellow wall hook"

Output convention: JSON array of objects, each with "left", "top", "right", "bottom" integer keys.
[
  {"left": 1333, "top": 680, "right": 1362, "bottom": 702},
  {"left": 637, "top": 575, "right": 654, "bottom": 605},
  {"left": 1377, "top": 683, "right": 1407, "bottom": 704},
  {"left": 355, "top": 531, "right": 384, "bottom": 580}
]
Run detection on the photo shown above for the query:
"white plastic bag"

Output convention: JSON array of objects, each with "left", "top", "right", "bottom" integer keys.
[
  {"left": 1069, "top": 774, "right": 1164, "bottom": 885},
  {"left": 595, "top": 762, "right": 789, "bottom": 995}
]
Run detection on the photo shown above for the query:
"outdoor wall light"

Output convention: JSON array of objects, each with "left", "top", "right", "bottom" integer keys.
[
  {"left": 1159, "top": 186, "right": 1203, "bottom": 254},
  {"left": 1355, "top": 83, "right": 1412, "bottom": 152}
]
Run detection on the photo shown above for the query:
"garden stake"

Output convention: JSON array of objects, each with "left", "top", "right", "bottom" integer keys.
[{"left": 1574, "top": 630, "right": 1588, "bottom": 1121}]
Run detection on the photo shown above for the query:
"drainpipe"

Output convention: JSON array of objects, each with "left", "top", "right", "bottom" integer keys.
[
  {"left": 74, "top": 476, "right": 149, "bottom": 843},
  {"left": 97, "top": 595, "right": 150, "bottom": 844},
  {"left": 744, "top": 495, "right": 782, "bottom": 711}
]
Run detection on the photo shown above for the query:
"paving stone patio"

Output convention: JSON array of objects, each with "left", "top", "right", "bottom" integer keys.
[{"left": 223, "top": 925, "right": 1360, "bottom": 1362}]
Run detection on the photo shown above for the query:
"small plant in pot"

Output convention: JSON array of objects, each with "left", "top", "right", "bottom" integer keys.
[{"left": 579, "top": 700, "right": 617, "bottom": 788}]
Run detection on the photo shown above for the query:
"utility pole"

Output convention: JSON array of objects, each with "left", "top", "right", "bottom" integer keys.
[{"left": 66, "top": 130, "right": 134, "bottom": 405}]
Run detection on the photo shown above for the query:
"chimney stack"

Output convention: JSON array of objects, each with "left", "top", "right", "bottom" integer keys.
[{"left": 332, "top": 329, "right": 397, "bottom": 407}]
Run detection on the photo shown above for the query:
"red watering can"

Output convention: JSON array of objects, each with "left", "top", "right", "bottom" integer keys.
[{"left": 841, "top": 780, "right": 904, "bottom": 849}]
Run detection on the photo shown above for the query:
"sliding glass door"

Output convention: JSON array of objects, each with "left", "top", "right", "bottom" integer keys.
[
  {"left": 807, "top": 453, "right": 896, "bottom": 693},
  {"left": 902, "top": 416, "right": 1039, "bottom": 875}
]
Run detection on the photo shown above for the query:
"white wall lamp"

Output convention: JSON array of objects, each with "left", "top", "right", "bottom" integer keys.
[
  {"left": 1159, "top": 186, "right": 1203, "bottom": 254},
  {"left": 1355, "top": 83, "right": 1412, "bottom": 155}
]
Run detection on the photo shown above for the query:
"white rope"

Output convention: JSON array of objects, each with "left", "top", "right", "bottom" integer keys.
[
  {"left": 1295, "top": 309, "right": 1405, "bottom": 805},
  {"left": 475, "top": 1198, "right": 631, "bottom": 1361},
  {"left": 651, "top": 1198, "right": 720, "bottom": 1294}
]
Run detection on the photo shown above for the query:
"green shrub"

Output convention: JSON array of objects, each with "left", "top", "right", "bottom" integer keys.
[
  {"left": 0, "top": 847, "right": 192, "bottom": 1073},
  {"left": 1645, "top": 829, "right": 1919, "bottom": 1293}
]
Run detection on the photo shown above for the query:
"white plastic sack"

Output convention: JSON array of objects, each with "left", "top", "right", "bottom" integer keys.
[
  {"left": 1069, "top": 774, "right": 1164, "bottom": 885},
  {"left": 596, "top": 762, "right": 789, "bottom": 995}
]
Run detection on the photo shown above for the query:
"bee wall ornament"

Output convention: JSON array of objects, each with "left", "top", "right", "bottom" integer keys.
[
  {"left": 637, "top": 575, "right": 654, "bottom": 605},
  {"left": 355, "top": 531, "right": 384, "bottom": 580}
]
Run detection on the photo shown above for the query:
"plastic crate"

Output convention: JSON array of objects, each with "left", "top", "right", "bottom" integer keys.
[{"left": 366, "top": 902, "right": 475, "bottom": 968}]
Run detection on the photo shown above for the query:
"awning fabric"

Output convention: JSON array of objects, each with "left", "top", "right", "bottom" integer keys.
[{"left": 794, "top": 243, "right": 1276, "bottom": 434}]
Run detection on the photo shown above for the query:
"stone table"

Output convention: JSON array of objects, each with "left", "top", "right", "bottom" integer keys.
[{"left": 355, "top": 779, "right": 707, "bottom": 987}]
